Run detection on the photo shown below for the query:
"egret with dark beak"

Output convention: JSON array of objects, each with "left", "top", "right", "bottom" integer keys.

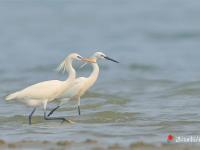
[{"left": 48, "top": 52, "right": 119, "bottom": 117}]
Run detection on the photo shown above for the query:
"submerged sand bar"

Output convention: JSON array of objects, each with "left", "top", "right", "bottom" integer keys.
[{"left": 0, "top": 139, "right": 200, "bottom": 150}]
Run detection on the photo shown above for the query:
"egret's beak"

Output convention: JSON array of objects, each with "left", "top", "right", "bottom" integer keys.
[
  {"left": 81, "top": 58, "right": 97, "bottom": 63},
  {"left": 104, "top": 56, "right": 119, "bottom": 63},
  {"left": 79, "top": 58, "right": 96, "bottom": 69}
]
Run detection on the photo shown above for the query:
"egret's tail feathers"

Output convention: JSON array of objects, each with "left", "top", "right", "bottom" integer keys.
[
  {"left": 5, "top": 92, "right": 18, "bottom": 101},
  {"left": 57, "top": 59, "right": 68, "bottom": 73}
]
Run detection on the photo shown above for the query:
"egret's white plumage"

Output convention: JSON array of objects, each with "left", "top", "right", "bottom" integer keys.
[
  {"left": 6, "top": 80, "right": 65, "bottom": 103},
  {"left": 5, "top": 53, "right": 89, "bottom": 124},
  {"left": 48, "top": 52, "right": 119, "bottom": 116}
]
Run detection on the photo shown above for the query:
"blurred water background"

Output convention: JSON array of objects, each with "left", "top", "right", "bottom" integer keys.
[{"left": 1, "top": 0, "right": 200, "bottom": 148}]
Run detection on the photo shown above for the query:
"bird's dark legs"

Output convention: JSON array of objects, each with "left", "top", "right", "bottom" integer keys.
[
  {"left": 48, "top": 105, "right": 81, "bottom": 116},
  {"left": 43, "top": 100, "right": 72, "bottom": 123},
  {"left": 77, "top": 98, "right": 81, "bottom": 116},
  {"left": 29, "top": 107, "right": 36, "bottom": 125},
  {"left": 44, "top": 111, "right": 71, "bottom": 123},
  {"left": 49, "top": 105, "right": 81, "bottom": 116},
  {"left": 78, "top": 105, "right": 81, "bottom": 116},
  {"left": 47, "top": 106, "right": 60, "bottom": 117}
]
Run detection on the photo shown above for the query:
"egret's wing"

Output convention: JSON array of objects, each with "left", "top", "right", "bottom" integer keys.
[
  {"left": 60, "top": 77, "right": 86, "bottom": 99},
  {"left": 11, "top": 80, "right": 63, "bottom": 100},
  {"left": 72, "top": 77, "right": 86, "bottom": 85}
]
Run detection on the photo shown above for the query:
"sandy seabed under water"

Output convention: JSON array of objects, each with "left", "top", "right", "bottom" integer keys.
[{"left": 0, "top": 139, "right": 200, "bottom": 150}]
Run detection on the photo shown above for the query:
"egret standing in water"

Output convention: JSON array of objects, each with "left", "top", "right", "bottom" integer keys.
[
  {"left": 48, "top": 52, "right": 119, "bottom": 117},
  {"left": 5, "top": 53, "right": 92, "bottom": 125}
]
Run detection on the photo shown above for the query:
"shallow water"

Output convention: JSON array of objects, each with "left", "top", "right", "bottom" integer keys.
[{"left": 1, "top": 0, "right": 200, "bottom": 149}]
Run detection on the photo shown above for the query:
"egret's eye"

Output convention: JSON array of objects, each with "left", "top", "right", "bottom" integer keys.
[{"left": 77, "top": 56, "right": 82, "bottom": 59}]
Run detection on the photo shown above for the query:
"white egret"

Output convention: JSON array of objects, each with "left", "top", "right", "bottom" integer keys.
[
  {"left": 5, "top": 53, "right": 92, "bottom": 125},
  {"left": 48, "top": 52, "right": 119, "bottom": 117}
]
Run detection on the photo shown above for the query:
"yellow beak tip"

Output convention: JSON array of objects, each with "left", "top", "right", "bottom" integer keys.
[{"left": 82, "top": 58, "right": 96, "bottom": 63}]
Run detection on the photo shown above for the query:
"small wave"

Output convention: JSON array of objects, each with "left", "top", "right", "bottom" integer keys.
[
  {"left": 84, "top": 91, "right": 131, "bottom": 104},
  {"left": 162, "top": 81, "right": 200, "bottom": 97},
  {"left": 147, "top": 31, "right": 200, "bottom": 40},
  {"left": 129, "top": 63, "right": 158, "bottom": 72},
  {"left": 0, "top": 115, "right": 43, "bottom": 125},
  {"left": 81, "top": 111, "right": 137, "bottom": 124}
]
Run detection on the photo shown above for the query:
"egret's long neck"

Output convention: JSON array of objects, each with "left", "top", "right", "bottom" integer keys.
[
  {"left": 58, "top": 58, "right": 76, "bottom": 98},
  {"left": 88, "top": 63, "right": 99, "bottom": 84},
  {"left": 65, "top": 58, "right": 76, "bottom": 81}
]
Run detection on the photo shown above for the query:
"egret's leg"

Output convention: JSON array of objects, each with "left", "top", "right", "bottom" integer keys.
[
  {"left": 48, "top": 99, "right": 69, "bottom": 117},
  {"left": 43, "top": 100, "right": 72, "bottom": 123},
  {"left": 47, "top": 106, "right": 60, "bottom": 117},
  {"left": 44, "top": 112, "right": 71, "bottom": 123},
  {"left": 77, "top": 98, "right": 81, "bottom": 116},
  {"left": 44, "top": 112, "right": 73, "bottom": 123},
  {"left": 29, "top": 107, "right": 36, "bottom": 125},
  {"left": 78, "top": 105, "right": 81, "bottom": 116},
  {"left": 49, "top": 105, "right": 81, "bottom": 116}
]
